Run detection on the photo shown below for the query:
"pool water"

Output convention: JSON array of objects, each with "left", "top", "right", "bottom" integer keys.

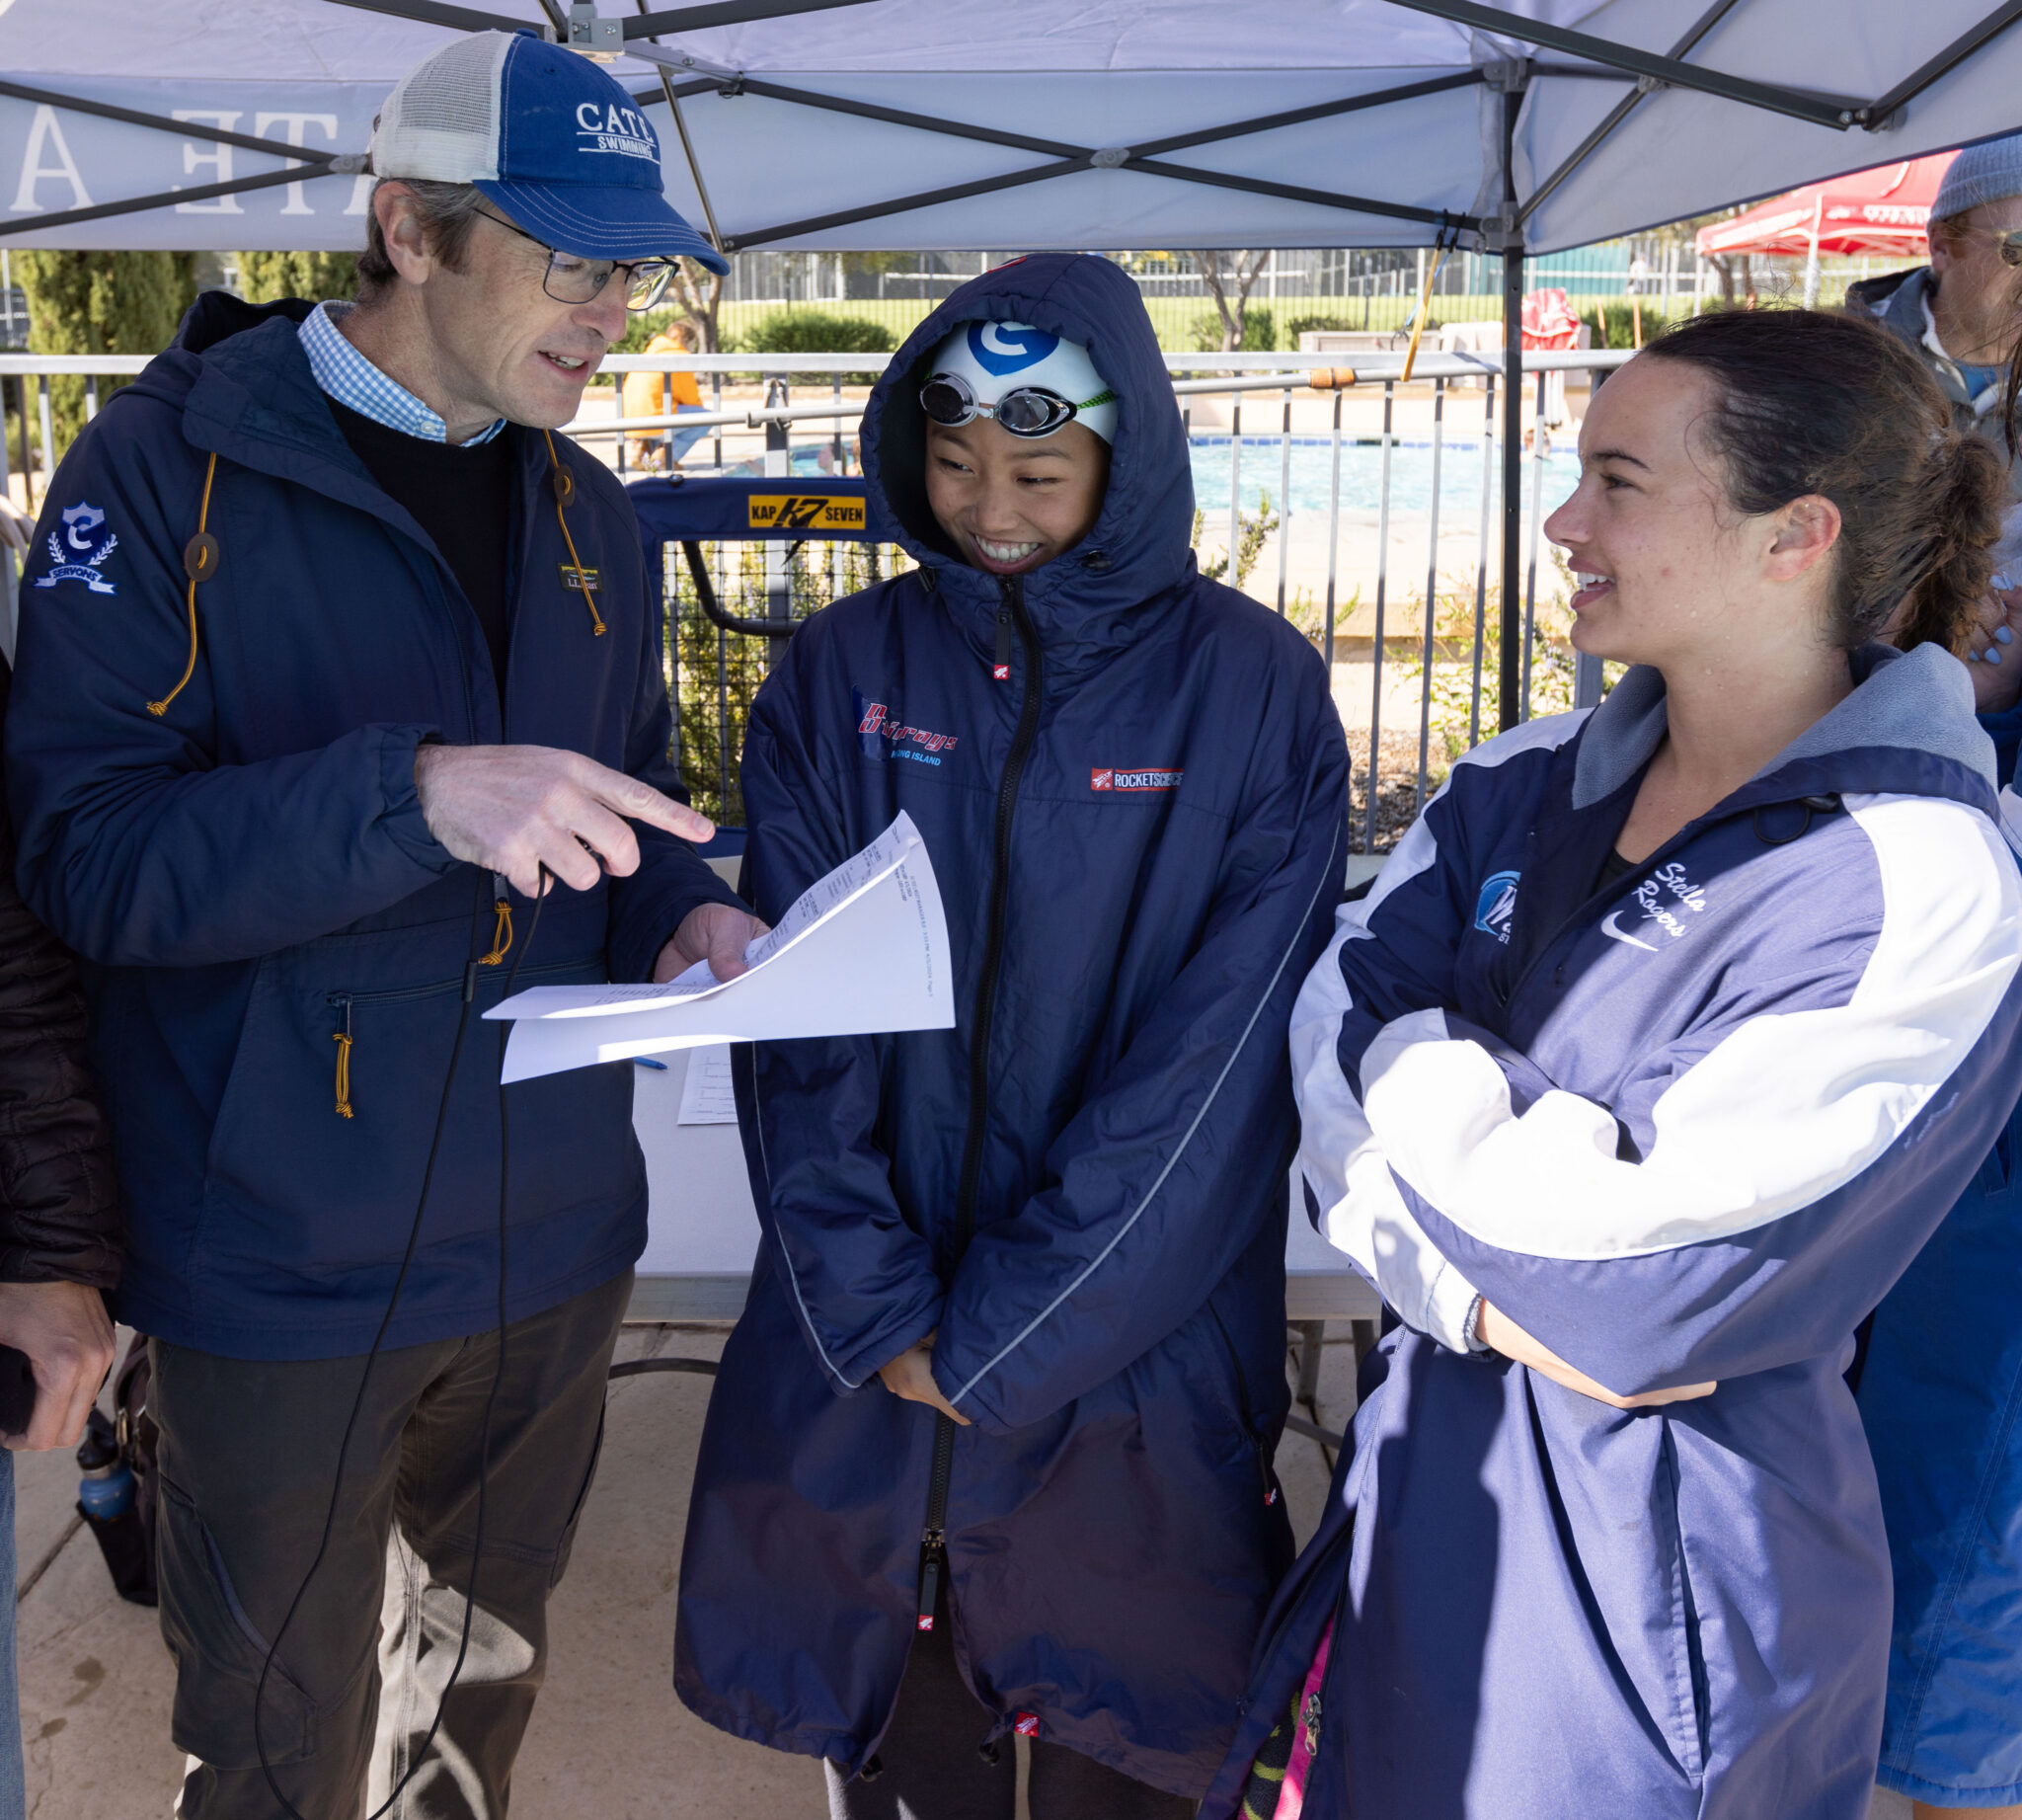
[
  {"left": 742, "top": 435, "right": 1586, "bottom": 524},
  {"left": 1189, "top": 435, "right": 1585, "bottom": 519}
]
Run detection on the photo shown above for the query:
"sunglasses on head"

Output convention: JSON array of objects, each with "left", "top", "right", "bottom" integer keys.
[{"left": 919, "top": 370, "right": 1113, "bottom": 439}]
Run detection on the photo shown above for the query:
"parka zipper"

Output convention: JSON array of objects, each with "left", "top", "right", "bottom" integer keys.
[
  {"left": 916, "top": 575, "right": 1044, "bottom": 1631},
  {"left": 1208, "top": 1301, "right": 1280, "bottom": 1510}
]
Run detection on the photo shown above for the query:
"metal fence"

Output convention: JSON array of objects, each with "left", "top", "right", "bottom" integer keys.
[{"left": 0, "top": 344, "right": 1631, "bottom": 848}]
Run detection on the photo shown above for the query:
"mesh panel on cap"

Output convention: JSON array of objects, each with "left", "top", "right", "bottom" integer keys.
[{"left": 371, "top": 30, "right": 509, "bottom": 183}]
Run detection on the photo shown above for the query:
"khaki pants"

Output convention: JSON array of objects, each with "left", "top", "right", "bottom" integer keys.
[{"left": 153, "top": 1270, "right": 631, "bottom": 1820}]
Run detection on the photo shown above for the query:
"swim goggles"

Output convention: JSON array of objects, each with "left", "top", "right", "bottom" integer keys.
[{"left": 918, "top": 370, "right": 1117, "bottom": 439}]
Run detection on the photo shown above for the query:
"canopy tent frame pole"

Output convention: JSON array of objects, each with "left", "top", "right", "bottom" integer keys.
[
  {"left": 1863, "top": 0, "right": 2022, "bottom": 124},
  {"left": 1514, "top": 0, "right": 1747, "bottom": 229},
  {"left": 1379, "top": 0, "right": 1860, "bottom": 130},
  {"left": 318, "top": 0, "right": 885, "bottom": 36},
  {"left": 0, "top": 160, "right": 363, "bottom": 238},
  {"left": 0, "top": 79, "right": 369, "bottom": 165},
  {"left": 614, "top": 63, "right": 1491, "bottom": 247},
  {"left": 717, "top": 157, "right": 1476, "bottom": 252},
  {"left": 1498, "top": 77, "right": 1525, "bottom": 735},
  {"left": 631, "top": 0, "right": 726, "bottom": 253}
]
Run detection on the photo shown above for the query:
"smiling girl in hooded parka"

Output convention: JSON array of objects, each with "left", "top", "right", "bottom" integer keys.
[{"left": 673, "top": 255, "right": 1350, "bottom": 1816}]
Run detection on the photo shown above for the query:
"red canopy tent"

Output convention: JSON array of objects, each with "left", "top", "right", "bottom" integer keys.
[{"left": 1694, "top": 152, "right": 1958, "bottom": 305}]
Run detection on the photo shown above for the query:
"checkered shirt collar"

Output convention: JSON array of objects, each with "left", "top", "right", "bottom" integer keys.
[{"left": 298, "top": 301, "right": 506, "bottom": 447}]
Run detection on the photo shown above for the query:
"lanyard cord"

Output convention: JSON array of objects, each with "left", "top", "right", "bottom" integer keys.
[
  {"left": 543, "top": 429, "right": 606, "bottom": 638},
  {"left": 255, "top": 866, "right": 550, "bottom": 1820},
  {"left": 146, "top": 451, "right": 219, "bottom": 718}
]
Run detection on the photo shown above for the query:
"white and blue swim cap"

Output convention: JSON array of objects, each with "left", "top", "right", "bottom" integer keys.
[{"left": 927, "top": 321, "right": 1119, "bottom": 444}]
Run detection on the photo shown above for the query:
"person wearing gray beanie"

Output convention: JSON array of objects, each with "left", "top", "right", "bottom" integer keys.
[{"left": 1847, "top": 130, "right": 2022, "bottom": 496}]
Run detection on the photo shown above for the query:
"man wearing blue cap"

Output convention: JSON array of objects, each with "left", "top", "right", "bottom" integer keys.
[
  {"left": 5, "top": 30, "right": 758, "bottom": 1819},
  {"left": 1849, "top": 131, "right": 2022, "bottom": 489}
]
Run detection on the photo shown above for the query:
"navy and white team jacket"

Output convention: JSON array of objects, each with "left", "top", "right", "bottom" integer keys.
[
  {"left": 1200, "top": 644, "right": 2022, "bottom": 1820},
  {"left": 673, "top": 254, "right": 1350, "bottom": 1796}
]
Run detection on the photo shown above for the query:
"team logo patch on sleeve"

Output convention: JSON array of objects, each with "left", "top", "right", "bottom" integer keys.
[
  {"left": 1473, "top": 870, "right": 1519, "bottom": 943},
  {"left": 35, "top": 502, "right": 118, "bottom": 595},
  {"left": 1091, "top": 766, "right": 1183, "bottom": 792}
]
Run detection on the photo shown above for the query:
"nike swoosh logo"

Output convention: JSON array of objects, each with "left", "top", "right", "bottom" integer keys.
[{"left": 1600, "top": 910, "right": 1659, "bottom": 953}]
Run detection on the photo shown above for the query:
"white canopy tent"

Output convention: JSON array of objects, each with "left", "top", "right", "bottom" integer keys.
[
  {"left": 1, "top": 0, "right": 2017, "bottom": 728},
  {"left": 0, "top": 0, "right": 2017, "bottom": 259}
]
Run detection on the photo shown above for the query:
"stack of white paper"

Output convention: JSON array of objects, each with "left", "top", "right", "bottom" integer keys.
[{"left": 486, "top": 812, "right": 954, "bottom": 1083}]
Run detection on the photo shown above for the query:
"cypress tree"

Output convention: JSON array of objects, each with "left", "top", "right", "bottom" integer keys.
[
  {"left": 235, "top": 250, "right": 357, "bottom": 306},
  {"left": 13, "top": 250, "right": 196, "bottom": 462}
]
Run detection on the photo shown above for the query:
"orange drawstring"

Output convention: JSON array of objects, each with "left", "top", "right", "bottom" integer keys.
[
  {"left": 149, "top": 451, "right": 219, "bottom": 717},
  {"left": 542, "top": 429, "right": 605, "bottom": 637},
  {"left": 332, "top": 1030, "right": 354, "bottom": 1120},
  {"left": 478, "top": 898, "right": 512, "bottom": 966}
]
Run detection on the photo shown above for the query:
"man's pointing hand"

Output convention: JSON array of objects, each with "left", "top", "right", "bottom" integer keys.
[{"left": 415, "top": 744, "right": 714, "bottom": 897}]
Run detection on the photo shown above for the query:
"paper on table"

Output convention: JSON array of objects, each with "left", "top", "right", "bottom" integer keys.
[
  {"left": 677, "top": 1045, "right": 738, "bottom": 1125},
  {"left": 485, "top": 811, "right": 953, "bottom": 1083}
]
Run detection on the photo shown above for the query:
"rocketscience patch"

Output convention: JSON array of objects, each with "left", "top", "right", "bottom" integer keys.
[{"left": 1091, "top": 767, "right": 1183, "bottom": 792}]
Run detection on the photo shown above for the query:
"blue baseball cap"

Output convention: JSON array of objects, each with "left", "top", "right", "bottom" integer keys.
[{"left": 370, "top": 31, "right": 728, "bottom": 275}]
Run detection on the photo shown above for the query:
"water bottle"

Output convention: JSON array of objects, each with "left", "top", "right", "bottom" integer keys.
[{"left": 76, "top": 1409, "right": 132, "bottom": 1522}]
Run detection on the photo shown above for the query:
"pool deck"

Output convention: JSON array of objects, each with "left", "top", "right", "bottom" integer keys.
[{"left": 13, "top": 1320, "right": 1363, "bottom": 1818}]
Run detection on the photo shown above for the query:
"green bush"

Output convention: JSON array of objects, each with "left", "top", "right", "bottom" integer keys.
[
  {"left": 234, "top": 250, "right": 358, "bottom": 305},
  {"left": 1286, "top": 314, "right": 1359, "bottom": 342},
  {"left": 1187, "top": 306, "right": 1276, "bottom": 354},
  {"left": 13, "top": 250, "right": 196, "bottom": 462},
  {"left": 741, "top": 309, "right": 891, "bottom": 358}
]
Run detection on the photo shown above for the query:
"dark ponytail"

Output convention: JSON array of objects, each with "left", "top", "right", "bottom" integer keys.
[{"left": 1643, "top": 309, "right": 2005, "bottom": 654}]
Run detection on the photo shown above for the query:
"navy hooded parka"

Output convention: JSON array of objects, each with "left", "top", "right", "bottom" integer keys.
[
  {"left": 673, "top": 255, "right": 1351, "bottom": 1796},
  {"left": 4, "top": 292, "right": 737, "bottom": 1359}
]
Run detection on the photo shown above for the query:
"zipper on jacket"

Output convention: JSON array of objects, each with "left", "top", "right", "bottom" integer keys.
[
  {"left": 326, "top": 959, "right": 581, "bottom": 1119},
  {"left": 915, "top": 575, "right": 1044, "bottom": 1632},
  {"left": 1208, "top": 1301, "right": 1279, "bottom": 1510}
]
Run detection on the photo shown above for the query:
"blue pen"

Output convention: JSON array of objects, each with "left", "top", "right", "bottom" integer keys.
[{"left": 634, "top": 1057, "right": 668, "bottom": 1070}]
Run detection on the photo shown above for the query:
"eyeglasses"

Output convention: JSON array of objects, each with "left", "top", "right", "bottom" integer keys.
[
  {"left": 918, "top": 370, "right": 1114, "bottom": 439},
  {"left": 1995, "top": 229, "right": 2022, "bottom": 269},
  {"left": 476, "top": 209, "right": 677, "bottom": 312}
]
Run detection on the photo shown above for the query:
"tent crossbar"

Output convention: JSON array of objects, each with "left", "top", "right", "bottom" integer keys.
[
  {"left": 721, "top": 158, "right": 1086, "bottom": 250},
  {"left": 1861, "top": 0, "right": 2022, "bottom": 125},
  {"left": 725, "top": 75, "right": 1091, "bottom": 159},
  {"left": 625, "top": 0, "right": 883, "bottom": 35},
  {"left": 1514, "top": 0, "right": 1747, "bottom": 229},
  {"left": 1125, "top": 157, "right": 1473, "bottom": 228},
  {"left": 721, "top": 145, "right": 1469, "bottom": 250},
  {"left": 0, "top": 79, "right": 370, "bottom": 165},
  {"left": 0, "top": 161, "right": 350, "bottom": 238},
  {"left": 725, "top": 68, "right": 1488, "bottom": 170},
  {"left": 701, "top": 70, "right": 1483, "bottom": 239},
  {"left": 1380, "top": 0, "right": 1858, "bottom": 128},
  {"left": 1126, "top": 69, "right": 1485, "bottom": 158}
]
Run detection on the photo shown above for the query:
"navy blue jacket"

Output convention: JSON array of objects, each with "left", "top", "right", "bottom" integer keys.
[
  {"left": 5, "top": 293, "right": 735, "bottom": 1359},
  {"left": 674, "top": 255, "right": 1351, "bottom": 1796}
]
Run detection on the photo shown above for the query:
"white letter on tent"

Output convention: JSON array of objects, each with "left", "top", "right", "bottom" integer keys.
[
  {"left": 254, "top": 113, "right": 339, "bottom": 216},
  {"left": 172, "top": 111, "right": 243, "bottom": 214},
  {"left": 9, "top": 106, "right": 92, "bottom": 214}
]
